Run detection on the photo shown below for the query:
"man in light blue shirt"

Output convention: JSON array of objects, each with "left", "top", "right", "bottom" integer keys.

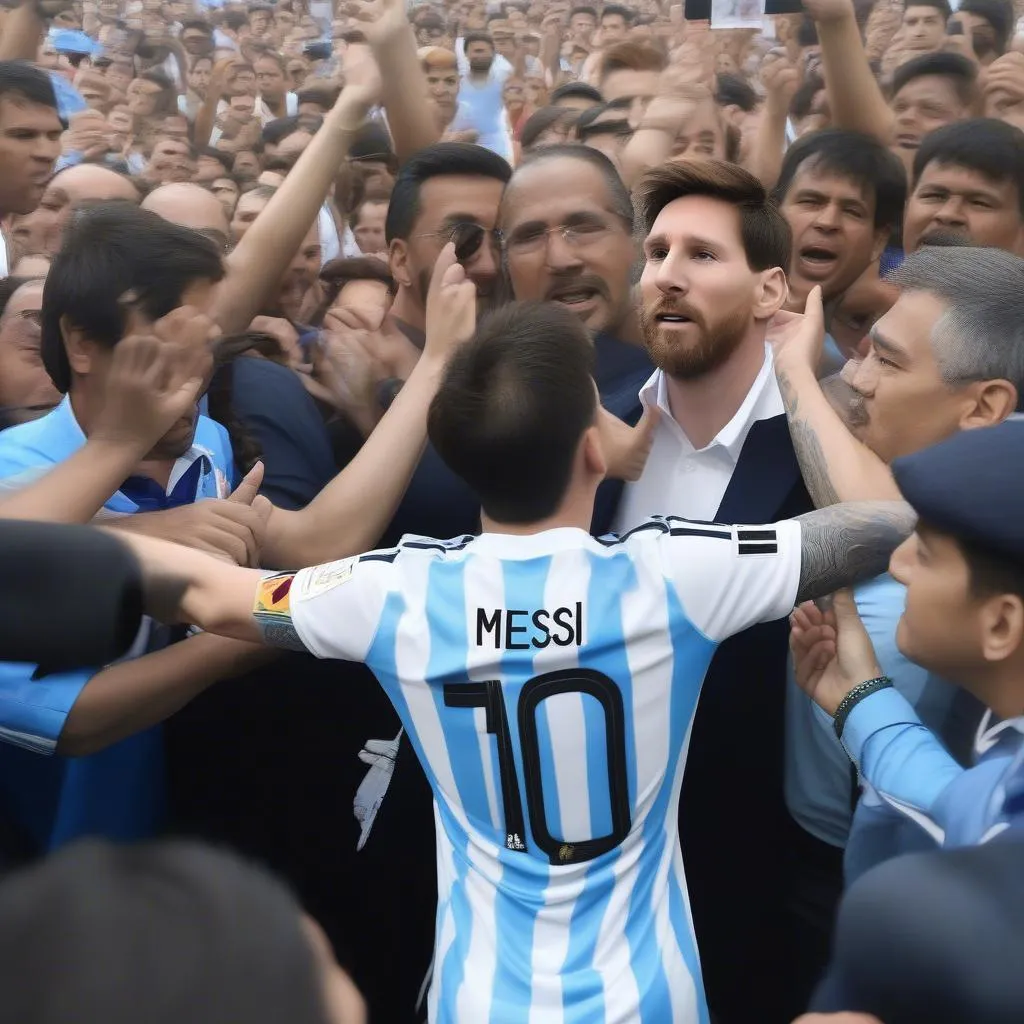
[
  {"left": 455, "top": 32, "right": 512, "bottom": 163},
  {"left": 792, "top": 418, "right": 1024, "bottom": 859}
]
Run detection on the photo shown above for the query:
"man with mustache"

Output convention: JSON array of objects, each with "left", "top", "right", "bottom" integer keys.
[
  {"left": 500, "top": 145, "right": 654, "bottom": 397},
  {"left": 772, "top": 244, "right": 1024, "bottom": 1008},
  {"left": 590, "top": 158, "right": 814, "bottom": 1024}
]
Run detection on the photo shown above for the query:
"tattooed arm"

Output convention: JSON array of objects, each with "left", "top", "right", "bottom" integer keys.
[
  {"left": 775, "top": 357, "right": 902, "bottom": 506},
  {"left": 795, "top": 500, "right": 916, "bottom": 603}
]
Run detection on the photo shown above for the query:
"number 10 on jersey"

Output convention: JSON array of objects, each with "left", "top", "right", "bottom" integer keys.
[{"left": 443, "top": 669, "right": 632, "bottom": 866}]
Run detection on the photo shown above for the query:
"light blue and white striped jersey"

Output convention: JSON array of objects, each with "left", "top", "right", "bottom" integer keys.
[{"left": 285, "top": 517, "right": 802, "bottom": 1024}]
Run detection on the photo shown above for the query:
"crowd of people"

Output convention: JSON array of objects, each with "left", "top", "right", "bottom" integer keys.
[{"left": 0, "top": 0, "right": 1023, "bottom": 1019}]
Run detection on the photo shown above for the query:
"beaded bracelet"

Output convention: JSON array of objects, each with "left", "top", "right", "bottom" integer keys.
[{"left": 833, "top": 676, "right": 893, "bottom": 740}]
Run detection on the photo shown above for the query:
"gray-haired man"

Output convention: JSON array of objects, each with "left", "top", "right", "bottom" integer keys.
[{"left": 771, "top": 245, "right": 1024, "bottom": 1004}]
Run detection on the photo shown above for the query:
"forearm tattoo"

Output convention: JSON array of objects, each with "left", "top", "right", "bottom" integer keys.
[
  {"left": 795, "top": 501, "right": 916, "bottom": 603},
  {"left": 776, "top": 367, "right": 841, "bottom": 509}
]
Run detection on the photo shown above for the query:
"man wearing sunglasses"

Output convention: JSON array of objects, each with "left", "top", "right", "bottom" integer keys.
[{"left": 387, "top": 141, "right": 511, "bottom": 351}]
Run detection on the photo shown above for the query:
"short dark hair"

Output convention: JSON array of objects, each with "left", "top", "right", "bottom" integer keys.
[
  {"left": 599, "top": 40, "right": 666, "bottom": 81},
  {"left": 637, "top": 159, "right": 791, "bottom": 271},
  {"left": 511, "top": 143, "right": 634, "bottom": 230},
  {"left": 570, "top": 4, "right": 599, "bottom": 19},
  {"left": 716, "top": 72, "right": 757, "bottom": 112},
  {"left": 773, "top": 128, "right": 907, "bottom": 232},
  {"left": 428, "top": 301, "right": 597, "bottom": 524},
  {"left": 519, "top": 105, "right": 577, "bottom": 149},
  {"left": 463, "top": 30, "right": 494, "bottom": 49},
  {"left": 550, "top": 81, "right": 603, "bottom": 106},
  {"left": 296, "top": 83, "right": 339, "bottom": 109},
  {"left": 262, "top": 115, "right": 301, "bottom": 146},
  {"left": 0, "top": 276, "right": 41, "bottom": 319},
  {"left": 0, "top": 60, "right": 58, "bottom": 111},
  {"left": 903, "top": 0, "right": 952, "bottom": 19},
  {"left": 385, "top": 142, "right": 511, "bottom": 243},
  {"left": 958, "top": 0, "right": 1014, "bottom": 51},
  {"left": 319, "top": 254, "right": 393, "bottom": 290},
  {"left": 912, "top": 118, "right": 1024, "bottom": 217},
  {"left": 41, "top": 203, "right": 225, "bottom": 393},
  {"left": 198, "top": 145, "right": 233, "bottom": 174},
  {"left": 891, "top": 51, "right": 977, "bottom": 106},
  {"left": 181, "top": 18, "right": 214, "bottom": 34},
  {"left": 601, "top": 4, "right": 635, "bottom": 24},
  {"left": 0, "top": 839, "right": 327, "bottom": 1024}
]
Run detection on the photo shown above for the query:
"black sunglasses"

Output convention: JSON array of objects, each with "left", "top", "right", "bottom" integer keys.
[{"left": 417, "top": 221, "right": 502, "bottom": 263}]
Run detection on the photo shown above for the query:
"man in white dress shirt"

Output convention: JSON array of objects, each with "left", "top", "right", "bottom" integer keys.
[{"left": 596, "top": 158, "right": 815, "bottom": 1024}]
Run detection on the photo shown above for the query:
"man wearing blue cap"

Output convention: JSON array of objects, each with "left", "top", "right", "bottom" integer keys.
[{"left": 792, "top": 418, "right": 1024, "bottom": 853}]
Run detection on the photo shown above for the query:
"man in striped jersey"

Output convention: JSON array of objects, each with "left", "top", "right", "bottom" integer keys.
[{"left": 114, "top": 299, "right": 914, "bottom": 1024}]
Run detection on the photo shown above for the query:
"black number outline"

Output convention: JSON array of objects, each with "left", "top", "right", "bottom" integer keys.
[{"left": 443, "top": 669, "right": 631, "bottom": 865}]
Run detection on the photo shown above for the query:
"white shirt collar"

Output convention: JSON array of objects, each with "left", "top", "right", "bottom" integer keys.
[
  {"left": 637, "top": 345, "right": 782, "bottom": 467},
  {"left": 975, "top": 709, "right": 1024, "bottom": 756}
]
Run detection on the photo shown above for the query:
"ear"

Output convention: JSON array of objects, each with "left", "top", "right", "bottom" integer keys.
[
  {"left": 979, "top": 592, "right": 1024, "bottom": 665},
  {"left": 388, "top": 239, "right": 412, "bottom": 289},
  {"left": 869, "top": 226, "right": 889, "bottom": 265},
  {"left": 960, "top": 379, "right": 1018, "bottom": 431},
  {"left": 582, "top": 422, "right": 607, "bottom": 480},
  {"left": 60, "top": 315, "right": 95, "bottom": 377},
  {"left": 753, "top": 266, "right": 788, "bottom": 321}
]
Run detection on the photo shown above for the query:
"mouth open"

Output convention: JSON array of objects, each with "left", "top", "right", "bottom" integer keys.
[
  {"left": 549, "top": 286, "right": 601, "bottom": 307},
  {"left": 797, "top": 245, "right": 839, "bottom": 279},
  {"left": 895, "top": 134, "right": 920, "bottom": 149},
  {"left": 656, "top": 313, "right": 692, "bottom": 324}
]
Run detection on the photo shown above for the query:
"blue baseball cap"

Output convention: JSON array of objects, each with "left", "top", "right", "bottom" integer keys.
[{"left": 892, "top": 419, "right": 1024, "bottom": 562}]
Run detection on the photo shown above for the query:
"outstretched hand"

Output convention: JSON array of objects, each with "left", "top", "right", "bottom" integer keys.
[
  {"left": 599, "top": 404, "right": 659, "bottom": 482},
  {"left": 343, "top": 0, "right": 409, "bottom": 47},
  {"left": 768, "top": 285, "right": 826, "bottom": 372},
  {"left": 790, "top": 590, "right": 881, "bottom": 715},
  {"left": 424, "top": 242, "right": 477, "bottom": 363}
]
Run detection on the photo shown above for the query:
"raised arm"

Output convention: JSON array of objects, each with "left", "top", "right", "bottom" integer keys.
[
  {"left": 770, "top": 287, "right": 903, "bottom": 505},
  {"left": 349, "top": 0, "right": 442, "bottom": 163},
  {"left": 795, "top": 500, "right": 916, "bottom": 603},
  {"left": 260, "top": 243, "right": 476, "bottom": 568},
  {"left": 804, "top": 0, "right": 894, "bottom": 145},
  {"left": 0, "top": 321, "right": 210, "bottom": 524},
  {"left": 210, "top": 63, "right": 380, "bottom": 335}
]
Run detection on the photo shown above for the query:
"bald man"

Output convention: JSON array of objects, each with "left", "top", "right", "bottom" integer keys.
[
  {"left": 16, "top": 164, "right": 141, "bottom": 255},
  {"left": 141, "top": 182, "right": 231, "bottom": 252}
]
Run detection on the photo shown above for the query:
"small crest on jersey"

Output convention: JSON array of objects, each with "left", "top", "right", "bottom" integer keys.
[
  {"left": 507, "top": 833, "right": 527, "bottom": 852},
  {"left": 558, "top": 844, "right": 575, "bottom": 863},
  {"left": 295, "top": 558, "right": 355, "bottom": 600},
  {"left": 254, "top": 572, "right": 295, "bottom": 616}
]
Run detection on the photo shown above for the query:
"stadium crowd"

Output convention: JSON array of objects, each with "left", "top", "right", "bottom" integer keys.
[{"left": 0, "top": 0, "right": 1022, "bottom": 1019}]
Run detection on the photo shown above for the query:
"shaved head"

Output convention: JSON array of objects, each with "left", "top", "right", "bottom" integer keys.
[
  {"left": 47, "top": 164, "right": 140, "bottom": 206},
  {"left": 141, "top": 183, "right": 230, "bottom": 248}
]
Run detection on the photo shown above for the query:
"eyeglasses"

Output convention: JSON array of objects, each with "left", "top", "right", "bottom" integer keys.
[
  {"left": 415, "top": 221, "right": 502, "bottom": 263},
  {"left": 502, "top": 218, "right": 617, "bottom": 256}
]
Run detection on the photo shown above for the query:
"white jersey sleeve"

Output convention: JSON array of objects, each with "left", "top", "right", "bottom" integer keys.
[
  {"left": 277, "top": 554, "right": 396, "bottom": 662},
  {"left": 650, "top": 516, "right": 802, "bottom": 641}
]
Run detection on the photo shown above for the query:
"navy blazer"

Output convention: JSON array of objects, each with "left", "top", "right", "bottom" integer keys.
[{"left": 593, "top": 378, "right": 813, "bottom": 1022}]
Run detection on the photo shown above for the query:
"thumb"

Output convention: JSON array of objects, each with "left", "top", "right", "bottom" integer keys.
[
  {"left": 252, "top": 493, "right": 274, "bottom": 525},
  {"left": 804, "top": 284, "right": 824, "bottom": 325},
  {"left": 229, "top": 461, "right": 264, "bottom": 504},
  {"left": 634, "top": 402, "right": 660, "bottom": 445},
  {"left": 832, "top": 588, "right": 859, "bottom": 625},
  {"left": 427, "top": 242, "right": 458, "bottom": 302}
]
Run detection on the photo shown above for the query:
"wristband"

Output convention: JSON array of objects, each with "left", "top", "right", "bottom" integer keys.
[{"left": 833, "top": 675, "right": 892, "bottom": 740}]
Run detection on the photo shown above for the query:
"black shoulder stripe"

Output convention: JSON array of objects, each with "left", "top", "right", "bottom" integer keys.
[
  {"left": 737, "top": 542, "right": 778, "bottom": 555},
  {"left": 668, "top": 527, "right": 733, "bottom": 541},
  {"left": 737, "top": 529, "right": 777, "bottom": 542},
  {"left": 360, "top": 551, "right": 399, "bottom": 564}
]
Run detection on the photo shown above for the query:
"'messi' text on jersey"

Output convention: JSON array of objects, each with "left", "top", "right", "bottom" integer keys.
[{"left": 476, "top": 604, "right": 584, "bottom": 650}]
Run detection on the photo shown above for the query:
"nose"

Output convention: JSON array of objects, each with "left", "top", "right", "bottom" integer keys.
[
  {"left": 888, "top": 534, "right": 915, "bottom": 585},
  {"left": 934, "top": 195, "right": 967, "bottom": 226},
  {"left": 543, "top": 229, "right": 584, "bottom": 271},
  {"left": 812, "top": 201, "right": 841, "bottom": 231},
  {"left": 653, "top": 247, "right": 687, "bottom": 295},
  {"left": 848, "top": 354, "right": 877, "bottom": 396}
]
